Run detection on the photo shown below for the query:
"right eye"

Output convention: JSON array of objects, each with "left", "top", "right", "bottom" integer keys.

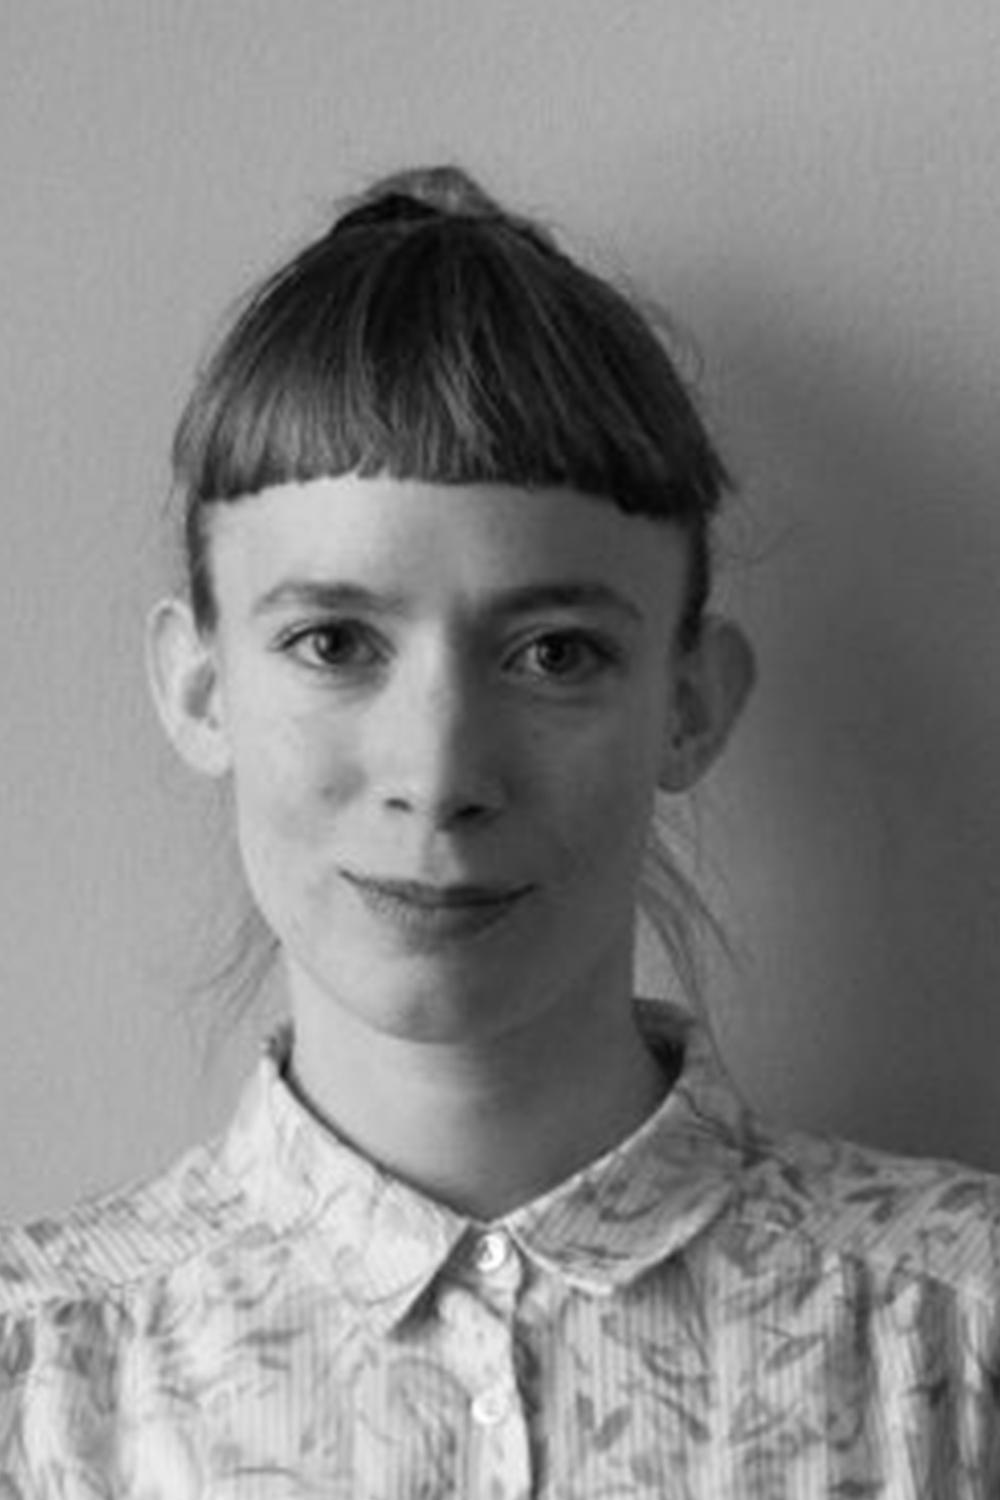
[{"left": 277, "top": 620, "right": 384, "bottom": 674}]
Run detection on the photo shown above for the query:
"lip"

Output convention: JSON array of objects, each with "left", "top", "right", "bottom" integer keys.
[
  {"left": 343, "top": 874, "right": 531, "bottom": 907},
  {"left": 341, "top": 871, "right": 532, "bottom": 943}
]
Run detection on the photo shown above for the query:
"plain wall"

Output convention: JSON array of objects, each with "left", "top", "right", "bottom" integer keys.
[{"left": 2, "top": 2, "right": 1000, "bottom": 1218}]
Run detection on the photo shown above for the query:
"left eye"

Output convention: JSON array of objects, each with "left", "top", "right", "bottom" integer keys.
[{"left": 512, "top": 632, "right": 612, "bottom": 682}]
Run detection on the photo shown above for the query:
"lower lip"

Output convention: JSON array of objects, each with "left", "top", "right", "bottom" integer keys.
[{"left": 344, "top": 879, "right": 529, "bottom": 945}]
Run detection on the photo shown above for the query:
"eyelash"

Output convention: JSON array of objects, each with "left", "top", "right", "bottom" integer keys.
[
  {"left": 512, "top": 632, "right": 619, "bottom": 683},
  {"left": 275, "top": 621, "right": 622, "bottom": 686},
  {"left": 278, "top": 620, "right": 383, "bottom": 673}
]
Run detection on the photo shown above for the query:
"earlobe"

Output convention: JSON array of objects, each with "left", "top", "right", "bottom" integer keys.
[
  {"left": 658, "top": 618, "right": 755, "bottom": 792},
  {"left": 145, "top": 598, "right": 232, "bottom": 778}
]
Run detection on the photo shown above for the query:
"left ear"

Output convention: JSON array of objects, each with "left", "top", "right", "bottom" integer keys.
[{"left": 658, "top": 617, "right": 755, "bottom": 792}]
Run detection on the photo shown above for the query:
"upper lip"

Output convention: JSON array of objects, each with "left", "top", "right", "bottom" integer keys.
[{"left": 343, "top": 873, "right": 531, "bottom": 907}]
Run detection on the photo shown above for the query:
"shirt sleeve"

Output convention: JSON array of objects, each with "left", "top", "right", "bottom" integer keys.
[{"left": 0, "top": 1313, "right": 35, "bottom": 1496}]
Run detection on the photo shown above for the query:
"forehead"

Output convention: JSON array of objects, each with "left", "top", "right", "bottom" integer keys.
[{"left": 208, "top": 476, "right": 688, "bottom": 621}]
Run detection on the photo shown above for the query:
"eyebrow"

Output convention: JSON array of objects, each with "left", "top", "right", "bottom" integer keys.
[{"left": 251, "top": 578, "right": 645, "bottom": 624}]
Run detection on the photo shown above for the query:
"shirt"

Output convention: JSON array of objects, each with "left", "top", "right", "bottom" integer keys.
[{"left": 1, "top": 1001, "right": 999, "bottom": 1498}]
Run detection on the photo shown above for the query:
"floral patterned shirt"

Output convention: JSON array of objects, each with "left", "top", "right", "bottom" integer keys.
[{"left": 2, "top": 1001, "right": 1000, "bottom": 1497}]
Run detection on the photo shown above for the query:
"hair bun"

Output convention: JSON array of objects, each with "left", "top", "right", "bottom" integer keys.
[{"left": 334, "top": 164, "right": 505, "bottom": 236}]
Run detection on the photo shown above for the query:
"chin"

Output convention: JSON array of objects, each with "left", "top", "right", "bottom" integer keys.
[
  {"left": 294, "top": 938, "right": 513, "bottom": 1043},
  {"left": 342, "top": 977, "right": 510, "bottom": 1045}
]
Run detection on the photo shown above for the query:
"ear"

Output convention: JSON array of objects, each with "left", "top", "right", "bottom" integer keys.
[
  {"left": 145, "top": 598, "right": 232, "bottom": 778},
  {"left": 658, "top": 617, "right": 755, "bottom": 792}
]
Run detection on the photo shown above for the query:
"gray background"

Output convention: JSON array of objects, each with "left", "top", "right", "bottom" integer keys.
[{"left": 3, "top": 2, "right": 1000, "bottom": 1217}]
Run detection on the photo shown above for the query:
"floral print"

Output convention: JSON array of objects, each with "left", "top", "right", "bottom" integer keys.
[{"left": 2, "top": 1000, "right": 1000, "bottom": 1496}]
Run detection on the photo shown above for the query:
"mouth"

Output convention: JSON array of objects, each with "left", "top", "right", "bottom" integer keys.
[
  {"left": 344, "top": 874, "right": 531, "bottom": 907},
  {"left": 341, "top": 872, "right": 533, "bottom": 942}
]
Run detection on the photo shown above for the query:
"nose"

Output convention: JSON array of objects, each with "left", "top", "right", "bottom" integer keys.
[{"left": 370, "top": 650, "right": 506, "bottom": 831}]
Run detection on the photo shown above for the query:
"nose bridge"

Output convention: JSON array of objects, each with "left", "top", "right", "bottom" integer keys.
[{"left": 374, "top": 634, "right": 501, "bottom": 822}]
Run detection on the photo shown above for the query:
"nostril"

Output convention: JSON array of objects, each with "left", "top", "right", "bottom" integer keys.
[
  {"left": 453, "top": 800, "right": 495, "bottom": 826},
  {"left": 384, "top": 793, "right": 497, "bottom": 828}
]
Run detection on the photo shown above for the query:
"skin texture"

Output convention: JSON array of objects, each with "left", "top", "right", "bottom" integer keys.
[{"left": 149, "top": 477, "right": 751, "bottom": 1216}]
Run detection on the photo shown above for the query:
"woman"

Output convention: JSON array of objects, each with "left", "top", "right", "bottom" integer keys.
[{"left": 1, "top": 166, "right": 998, "bottom": 1496}]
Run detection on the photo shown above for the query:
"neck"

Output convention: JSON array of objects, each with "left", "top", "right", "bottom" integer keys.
[{"left": 285, "top": 959, "right": 671, "bottom": 1220}]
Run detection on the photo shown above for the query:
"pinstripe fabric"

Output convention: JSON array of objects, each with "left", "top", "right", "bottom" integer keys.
[{"left": 2, "top": 1001, "right": 1000, "bottom": 1496}]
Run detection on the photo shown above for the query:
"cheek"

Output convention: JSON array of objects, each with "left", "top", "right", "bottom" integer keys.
[
  {"left": 228, "top": 702, "right": 362, "bottom": 855},
  {"left": 546, "top": 710, "right": 662, "bottom": 876}
]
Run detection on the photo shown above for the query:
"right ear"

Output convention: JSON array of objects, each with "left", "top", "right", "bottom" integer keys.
[{"left": 145, "top": 598, "right": 232, "bottom": 777}]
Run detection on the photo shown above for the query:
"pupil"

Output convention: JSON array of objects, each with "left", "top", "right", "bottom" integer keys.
[
  {"left": 319, "top": 626, "right": 352, "bottom": 660},
  {"left": 542, "top": 638, "right": 573, "bottom": 671}
]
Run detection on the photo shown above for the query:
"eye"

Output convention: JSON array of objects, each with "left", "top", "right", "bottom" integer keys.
[
  {"left": 278, "top": 620, "right": 384, "bottom": 673},
  {"left": 511, "top": 630, "right": 617, "bottom": 684}
]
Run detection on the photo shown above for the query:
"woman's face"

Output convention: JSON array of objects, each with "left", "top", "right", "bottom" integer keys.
[{"left": 177, "top": 477, "right": 704, "bottom": 1046}]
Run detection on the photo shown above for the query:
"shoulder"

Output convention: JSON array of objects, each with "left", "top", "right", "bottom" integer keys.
[
  {"left": 734, "top": 1115, "right": 1000, "bottom": 1305},
  {"left": 0, "top": 1131, "right": 257, "bottom": 1320},
  {"left": 0, "top": 1137, "right": 268, "bottom": 1481}
]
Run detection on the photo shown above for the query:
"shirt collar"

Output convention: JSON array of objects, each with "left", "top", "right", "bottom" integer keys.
[
  {"left": 506, "top": 1001, "right": 751, "bottom": 1292},
  {"left": 221, "top": 1001, "right": 751, "bottom": 1332}
]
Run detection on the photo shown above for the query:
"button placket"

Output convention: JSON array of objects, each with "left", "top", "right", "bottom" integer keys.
[
  {"left": 469, "top": 1352, "right": 531, "bottom": 1497},
  {"left": 421, "top": 1233, "right": 533, "bottom": 1494}
]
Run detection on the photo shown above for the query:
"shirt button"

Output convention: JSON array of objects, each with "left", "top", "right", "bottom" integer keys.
[
  {"left": 470, "top": 1383, "right": 515, "bottom": 1427},
  {"left": 472, "top": 1230, "right": 511, "bottom": 1274}
]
